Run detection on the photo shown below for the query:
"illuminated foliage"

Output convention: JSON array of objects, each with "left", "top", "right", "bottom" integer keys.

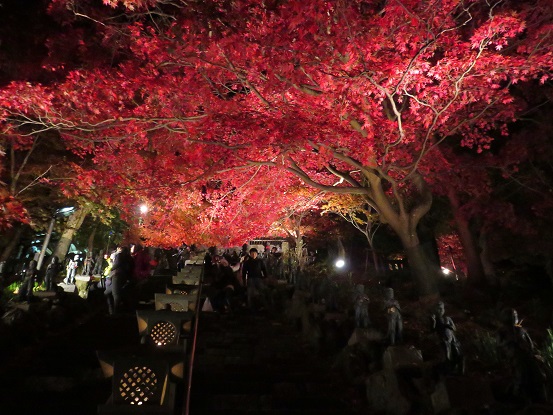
[{"left": 0, "top": 0, "right": 551, "bottom": 294}]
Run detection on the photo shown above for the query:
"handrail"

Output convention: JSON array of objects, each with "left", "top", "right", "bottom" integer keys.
[{"left": 182, "top": 265, "right": 204, "bottom": 415}]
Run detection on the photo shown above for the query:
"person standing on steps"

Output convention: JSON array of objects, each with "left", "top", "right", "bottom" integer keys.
[
  {"left": 241, "top": 248, "right": 268, "bottom": 312},
  {"left": 104, "top": 246, "right": 133, "bottom": 315}
]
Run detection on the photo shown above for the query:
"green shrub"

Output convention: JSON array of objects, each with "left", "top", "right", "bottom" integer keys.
[
  {"left": 5, "top": 281, "right": 20, "bottom": 295},
  {"left": 33, "top": 281, "right": 46, "bottom": 292},
  {"left": 1, "top": 282, "right": 19, "bottom": 307}
]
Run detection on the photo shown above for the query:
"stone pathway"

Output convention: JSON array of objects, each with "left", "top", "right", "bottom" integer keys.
[
  {"left": 0, "top": 284, "right": 368, "bottom": 415},
  {"left": 189, "top": 310, "right": 365, "bottom": 415}
]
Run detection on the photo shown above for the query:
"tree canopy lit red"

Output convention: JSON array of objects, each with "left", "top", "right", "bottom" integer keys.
[{"left": 1, "top": 0, "right": 552, "bottom": 294}]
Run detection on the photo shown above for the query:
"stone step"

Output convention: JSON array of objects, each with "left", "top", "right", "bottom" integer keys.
[
  {"left": 187, "top": 408, "right": 349, "bottom": 415},
  {"left": 192, "top": 364, "right": 332, "bottom": 384},
  {"left": 190, "top": 392, "right": 352, "bottom": 412},
  {"left": 190, "top": 309, "right": 358, "bottom": 415},
  {"left": 192, "top": 369, "right": 341, "bottom": 393}
]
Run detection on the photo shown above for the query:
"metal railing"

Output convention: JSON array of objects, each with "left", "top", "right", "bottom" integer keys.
[{"left": 182, "top": 265, "right": 204, "bottom": 415}]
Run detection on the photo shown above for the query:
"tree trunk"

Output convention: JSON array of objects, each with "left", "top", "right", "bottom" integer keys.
[
  {"left": 294, "top": 234, "right": 304, "bottom": 270},
  {"left": 87, "top": 223, "right": 97, "bottom": 254},
  {"left": 372, "top": 249, "right": 383, "bottom": 275},
  {"left": 369, "top": 173, "right": 438, "bottom": 296},
  {"left": 52, "top": 206, "right": 91, "bottom": 263},
  {"left": 448, "top": 189, "right": 485, "bottom": 284},
  {"left": 398, "top": 230, "right": 438, "bottom": 296},
  {"left": 479, "top": 232, "right": 497, "bottom": 286},
  {"left": 291, "top": 154, "right": 438, "bottom": 296},
  {"left": 363, "top": 225, "right": 380, "bottom": 275}
]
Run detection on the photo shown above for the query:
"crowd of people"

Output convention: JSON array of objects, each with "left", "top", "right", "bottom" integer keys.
[
  {"left": 94, "top": 244, "right": 155, "bottom": 314},
  {"left": 15, "top": 242, "right": 286, "bottom": 315},
  {"left": 16, "top": 243, "right": 155, "bottom": 313},
  {"left": 203, "top": 244, "right": 285, "bottom": 314}
]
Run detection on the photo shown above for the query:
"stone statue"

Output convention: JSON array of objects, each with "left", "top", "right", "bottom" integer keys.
[
  {"left": 44, "top": 256, "right": 60, "bottom": 291},
  {"left": 383, "top": 288, "right": 403, "bottom": 345},
  {"left": 353, "top": 284, "right": 370, "bottom": 328},
  {"left": 431, "top": 301, "right": 464, "bottom": 375},
  {"left": 498, "top": 309, "right": 547, "bottom": 402},
  {"left": 83, "top": 253, "right": 95, "bottom": 276},
  {"left": 92, "top": 251, "right": 105, "bottom": 276},
  {"left": 64, "top": 254, "right": 79, "bottom": 284}
]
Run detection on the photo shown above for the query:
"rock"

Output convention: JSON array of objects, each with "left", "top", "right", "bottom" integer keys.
[
  {"left": 308, "top": 302, "right": 326, "bottom": 316},
  {"left": 365, "top": 345, "right": 426, "bottom": 415},
  {"left": 57, "top": 292, "right": 91, "bottom": 318},
  {"left": 301, "top": 308, "right": 322, "bottom": 349},
  {"left": 285, "top": 289, "right": 309, "bottom": 322},
  {"left": 348, "top": 327, "right": 383, "bottom": 346},
  {"left": 2, "top": 307, "right": 28, "bottom": 325},
  {"left": 324, "top": 312, "right": 347, "bottom": 323},
  {"left": 430, "top": 376, "right": 495, "bottom": 414},
  {"left": 46, "top": 304, "right": 70, "bottom": 329},
  {"left": 75, "top": 276, "right": 90, "bottom": 299},
  {"left": 1, "top": 306, "right": 44, "bottom": 348},
  {"left": 366, "top": 370, "right": 412, "bottom": 415},
  {"left": 383, "top": 345, "right": 423, "bottom": 372},
  {"left": 334, "top": 344, "right": 371, "bottom": 384},
  {"left": 34, "top": 291, "right": 57, "bottom": 301}
]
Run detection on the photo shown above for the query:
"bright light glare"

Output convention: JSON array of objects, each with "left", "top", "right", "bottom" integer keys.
[
  {"left": 57, "top": 206, "right": 75, "bottom": 214},
  {"left": 335, "top": 259, "right": 345, "bottom": 268},
  {"left": 441, "top": 267, "right": 450, "bottom": 275},
  {"left": 139, "top": 204, "right": 148, "bottom": 214}
]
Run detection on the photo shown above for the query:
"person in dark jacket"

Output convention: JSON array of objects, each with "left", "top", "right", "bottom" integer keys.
[
  {"left": 132, "top": 244, "right": 152, "bottom": 282},
  {"left": 241, "top": 248, "right": 268, "bottom": 311},
  {"left": 210, "top": 257, "right": 242, "bottom": 312},
  {"left": 104, "top": 246, "right": 133, "bottom": 315},
  {"left": 131, "top": 244, "right": 152, "bottom": 305}
]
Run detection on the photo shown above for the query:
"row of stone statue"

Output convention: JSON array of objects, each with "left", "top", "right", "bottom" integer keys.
[
  {"left": 353, "top": 286, "right": 405, "bottom": 345},
  {"left": 353, "top": 285, "right": 548, "bottom": 402}
]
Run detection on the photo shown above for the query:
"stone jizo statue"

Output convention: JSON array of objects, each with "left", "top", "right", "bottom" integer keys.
[
  {"left": 498, "top": 309, "right": 547, "bottom": 402},
  {"left": 431, "top": 301, "right": 464, "bottom": 375},
  {"left": 353, "top": 284, "right": 370, "bottom": 328},
  {"left": 383, "top": 288, "right": 402, "bottom": 345}
]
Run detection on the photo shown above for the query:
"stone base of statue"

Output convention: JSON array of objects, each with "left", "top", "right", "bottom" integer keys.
[
  {"left": 348, "top": 327, "right": 383, "bottom": 346},
  {"left": 365, "top": 345, "right": 425, "bottom": 415},
  {"left": 431, "top": 376, "right": 494, "bottom": 413},
  {"left": 75, "top": 275, "right": 91, "bottom": 299}
]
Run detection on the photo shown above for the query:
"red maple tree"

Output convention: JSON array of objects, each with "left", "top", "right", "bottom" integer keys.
[{"left": 1, "top": 0, "right": 552, "bottom": 295}]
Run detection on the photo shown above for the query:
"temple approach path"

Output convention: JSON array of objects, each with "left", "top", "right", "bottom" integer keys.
[
  {"left": 0, "top": 290, "right": 367, "bottom": 414},
  {"left": 189, "top": 309, "right": 366, "bottom": 415}
]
